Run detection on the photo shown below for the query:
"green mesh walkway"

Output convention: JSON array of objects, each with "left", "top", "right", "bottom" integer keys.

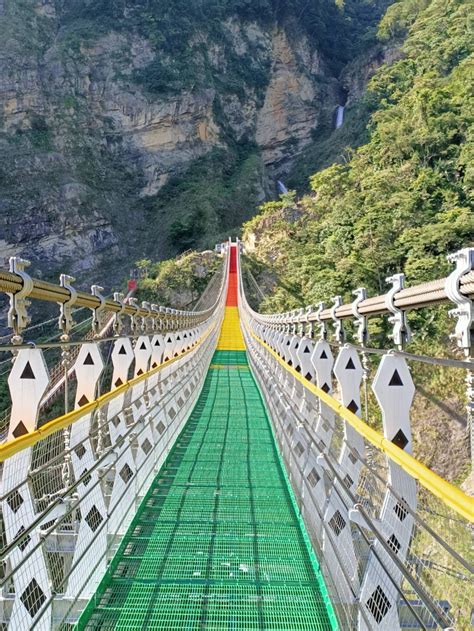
[{"left": 78, "top": 350, "right": 337, "bottom": 630}]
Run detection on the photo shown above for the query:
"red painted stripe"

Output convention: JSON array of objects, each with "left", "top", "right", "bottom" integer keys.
[
  {"left": 229, "top": 246, "right": 237, "bottom": 273},
  {"left": 226, "top": 246, "right": 238, "bottom": 306}
]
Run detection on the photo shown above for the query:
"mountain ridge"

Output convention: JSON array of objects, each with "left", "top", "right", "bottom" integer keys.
[{"left": 1, "top": 0, "right": 389, "bottom": 288}]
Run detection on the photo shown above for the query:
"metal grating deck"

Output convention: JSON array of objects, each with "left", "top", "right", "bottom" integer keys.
[{"left": 77, "top": 351, "right": 337, "bottom": 629}]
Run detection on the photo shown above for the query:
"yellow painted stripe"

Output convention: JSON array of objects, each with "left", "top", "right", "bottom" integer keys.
[
  {"left": 210, "top": 364, "right": 250, "bottom": 370},
  {"left": 0, "top": 323, "right": 217, "bottom": 462},
  {"left": 217, "top": 306, "right": 246, "bottom": 350},
  {"left": 249, "top": 329, "right": 474, "bottom": 523}
]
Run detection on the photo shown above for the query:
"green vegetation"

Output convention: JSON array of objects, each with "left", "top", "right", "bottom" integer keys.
[
  {"left": 136, "top": 251, "right": 221, "bottom": 309},
  {"left": 286, "top": 98, "right": 375, "bottom": 191},
  {"left": 62, "top": 0, "right": 391, "bottom": 97},
  {"left": 243, "top": 0, "right": 473, "bottom": 484},
  {"left": 57, "top": 0, "right": 394, "bottom": 240},
  {"left": 245, "top": 0, "right": 473, "bottom": 315},
  {"left": 137, "top": 144, "right": 265, "bottom": 256}
]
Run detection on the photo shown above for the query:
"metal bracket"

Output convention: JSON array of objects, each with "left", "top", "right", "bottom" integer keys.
[
  {"left": 316, "top": 453, "right": 330, "bottom": 471},
  {"left": 315, "top": 302, "right": 328, "bottom": 340},
  {"left": 305, "top": 305, "right": 314, "bottom": 338},
  {"left": 8, "top": 257, "right": 33, "bottom": 339},
  {"left": 142, "top": 301, "right": 153, "bottom": 333},
  {"left": 175, "top": 308, "right": 184, "bottom": 332},
  {"left": 112, "top": 292, "right": 126, "bottom": 335},
  {"left": 159, "top": 306, "right": 167, "bottom": 331},
  {"left": 166, "top": 308, "right": 174, "bottom": 331},
  {"left": 348, "top": 506, "right": 366, "bottom": 529},
  {"left": 297, "top": 308, "right": 305, "bottom": 336},
  {"left": 445, "top": 247, "right": 473, "bottom": 351},
  {"left": 90, "top": 285, "right": 106, "bottom": 336},
  {"left": 151, "top": 304, "right": 160, "bottom": 331},
  {"left": 348, "top": 505, "right": 382, "bottom": 532},
  {"left": 272, "top": 316, "right": 278, "bottom": 333},
  {"left": 128, "top": 297, "right": 141, "bottom": 334},
  {"left": 385, "top": 274, "right": 411, "bottom": 349},
  {"left": 59, "top": 274, "right": 77, "bottom": 336},
  {"left": 290, "top": 310, "right": 298, "bottom": 335},
  {"left": 271, "top": 315, "right": 278, "bottom": 335},
  {"left": 331, "top": 295, "right": 345, "bottom": 344},
  {"left": 351, "top": 287, "right": 368, "bottom": 346}
]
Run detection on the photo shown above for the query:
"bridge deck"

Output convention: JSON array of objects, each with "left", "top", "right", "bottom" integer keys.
[
  {"left": 77, "top": 245, "right": 336, "bottom": 629},
  {"left": 78, "top": 350, "right": 336, "bottom": 630}
]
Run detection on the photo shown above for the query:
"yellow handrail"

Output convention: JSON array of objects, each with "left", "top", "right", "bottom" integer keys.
[
  {"left": 0, "top": 322, "right": 217, "bottom": 462},
  {"left": 249, "top": 330, "right": 474, "bottom": 523}
]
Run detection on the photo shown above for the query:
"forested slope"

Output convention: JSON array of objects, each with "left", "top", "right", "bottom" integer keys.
[
  {"left": 242, "top": 0, "right": 473, "bottom": 483},
  {"left": 244, "top": 0, "right": 473, "bottom": 309}
]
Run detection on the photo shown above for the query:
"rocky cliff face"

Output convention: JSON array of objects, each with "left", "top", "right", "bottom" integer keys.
[
  {"left": 0, "top": 0, "right": 383, "bottom": 288},
  {"left": 256, "top": 28, "right": 336, "bottom": 181}
]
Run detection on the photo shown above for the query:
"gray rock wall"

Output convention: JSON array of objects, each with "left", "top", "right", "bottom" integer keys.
[{"left": 0, "top": 1, "right": 371, "bottom": 289}]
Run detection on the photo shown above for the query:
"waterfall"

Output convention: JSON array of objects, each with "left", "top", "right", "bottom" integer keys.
[
  {"left": 335, "top": 105, "right": 345, "bottom": 129},
  {"left": 277, "top": 180, "right": 288, "bottom": 194}
]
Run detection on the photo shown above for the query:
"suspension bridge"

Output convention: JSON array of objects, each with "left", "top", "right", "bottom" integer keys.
[{"left": 0, "top": 242, "right": 472, "bottom": 630}]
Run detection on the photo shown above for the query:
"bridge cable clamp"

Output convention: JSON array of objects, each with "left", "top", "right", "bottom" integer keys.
[
  {"left": 166, "top": 308, "right": 174, "bottom": 331},
  {"left": 159, "top": 306, "right": 166, "bottom": 332},
  {"left": 58, "top": 274, "right": 77, "bottom": 336},
  {"left": 279, "top": 313, "right": 286, "bottom": 334},
  {"left": 173, "top": 308, "right": 180, "bottom": 331},
  {"left": 351, "top": 287, "right": 369, "bottom": 346},
  {"left": 305, "top": 305, "right": 314, "bottom": 338},
  {"left": 178, "top": 309, "right": 186, "bottom": 332},
  {"left": 348, "top": 503, "right": 382, "bottom": 531},
  {"left": 280, "top": 312, "right": 286, "bottom": 333},
  {"left": 316, "top": 453, "right": 330, "bottom": 472},
  {"left": 293, "top": 309, "right": 300, "bottom": 335},
  {"left": 174, "top": 309, "right": 181, "bottom": 333},
  {"left": 90, "top": 285, "right": 106, "bottom": 337},
  {"left": 331, "top": 295, "right": 345, "bottom": 344},
  {"left": 385, "top": 273, "right": 411, "bottom": 349},
  {"left": 445, "top": 247, "right": 474, "bottom": 352},
  {"left": 57, "top": 274, "right": 78, "bottom": 482},
  {"left": 446, "top": 249, "right": 474, "bottom": 458},
  {"left": 348, "top": 506, "right": 367, "bottom": 529},
  {"left": 315, "top": 302, "right": 328, "bottom": 340},
  {"left": 141, "top": 301, "right": 153, "bottom": 333},
  {"left": 7, "top": 256, "right": 33, "bottom": 343},
  {"left": 291, "top": 310, "right": 298, "bottom": 335},
  {"left": 112, "top": 292, "right": 126, "bottom": 335},
  {"left": 128, "top": 297, "right": 142, "bottom": 335},
  {"left": 297, "top": 308, "right": 305, "bottom": 336},
  {"left": 151, "top": 304, "right": 160, "bottom": 332}
]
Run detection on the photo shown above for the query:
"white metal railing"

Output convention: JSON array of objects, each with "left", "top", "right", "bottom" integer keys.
[
  {"left": 0, "top": 246, "right": 230, "bottom": 629},
  {"left": 238, "top": 243, "right": 474, "bottom": 631}
]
